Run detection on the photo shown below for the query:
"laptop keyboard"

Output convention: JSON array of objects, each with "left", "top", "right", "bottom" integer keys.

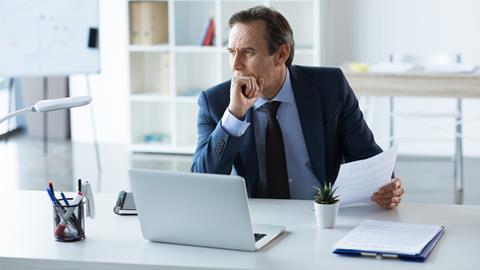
[{"left": 254, "top": 233, "right": 267, "bottom": 242}]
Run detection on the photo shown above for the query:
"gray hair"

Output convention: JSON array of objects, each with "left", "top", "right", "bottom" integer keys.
[{"left": 229, "top": 6, "right": 295, "bottom": 66}]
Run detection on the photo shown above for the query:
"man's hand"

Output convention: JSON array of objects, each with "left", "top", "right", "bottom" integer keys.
[
  {"left": 371, "top": 178, "right": 404, "bottom": 209},
  {"left": 228, "top": 76, "right": 264, "bottom": 119}
]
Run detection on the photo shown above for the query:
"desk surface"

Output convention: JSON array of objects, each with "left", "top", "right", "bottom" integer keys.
[
  {"left": 1, "top": 190, "right": 478, "bottom": 270},
  {"left": 345, "top": 72, "right": 480, "bottom": 98}
]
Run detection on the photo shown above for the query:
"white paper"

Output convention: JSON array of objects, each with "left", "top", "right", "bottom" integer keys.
[
  {"left": 333, "top": 145, "right": 397, "bottom": 207},
  {"left": 423, "top": 64, "right": 478, "bottom": 74},
  {"left": 333, "top": 219, "right": 444, "bottom": 255}
]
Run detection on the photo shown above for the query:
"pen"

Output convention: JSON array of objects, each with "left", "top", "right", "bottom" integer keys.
[
  {"left": 60, "top": 191, "right": 70, "bottom": 206},
  {"left": 46, "top": 187, "right": 59, "bottom": 206},
  {"left": 61, "top": 191, "right": 85, "bottom": 238},
  {"left": 58, "top": 190, "right": 81, "bottom": 223},
  {"left": 58, "top": 189, "right": 84, "bottom": 237},
  {"left": 48, "top": 180, "right": 64, "bottom": 209},
  {"left": 78, "top": 179, "right": 82, "bottom": 192},
  {"left": 54, "top": 192, "right": 84, "bottom": 237},
  {"left": 48, "top": 180, "right": 54, "bottom": 192},
  {"left": 47, "top": 188, "right": 74, "bottom": 235}
]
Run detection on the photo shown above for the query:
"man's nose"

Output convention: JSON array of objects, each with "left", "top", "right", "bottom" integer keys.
[{"left": 231, "top": 54, "right": 244, "bottom": 71}]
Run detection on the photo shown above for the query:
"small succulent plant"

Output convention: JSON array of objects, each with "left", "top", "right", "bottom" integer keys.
[{"left": 313, "top": 182, "right": 339, "bottom": 205}]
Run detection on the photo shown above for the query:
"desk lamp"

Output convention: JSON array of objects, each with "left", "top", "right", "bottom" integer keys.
[{"left": 0, "top": 96, "right": 91, "bottom": 124}]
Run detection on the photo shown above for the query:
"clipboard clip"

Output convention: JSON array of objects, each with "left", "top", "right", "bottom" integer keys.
[{"left": 360, "top": 252, "right": 399, "bottom": 259}]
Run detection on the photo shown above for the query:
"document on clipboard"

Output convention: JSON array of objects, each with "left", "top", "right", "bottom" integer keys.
[{"left": 333, "top": 219, "right": 445, "bottom": 262}]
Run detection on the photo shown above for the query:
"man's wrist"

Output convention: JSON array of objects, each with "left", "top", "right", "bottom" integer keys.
[
  {"left": 227, "top": 105, "right": 247, "bottom": 120},
  {"left": 221, "top": 109, "right": 250, "bottom": 137}
]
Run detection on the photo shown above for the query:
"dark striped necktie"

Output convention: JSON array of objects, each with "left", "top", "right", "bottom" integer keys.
[{"left": 263, "top": 101, "right": 290, "bottom": 199}]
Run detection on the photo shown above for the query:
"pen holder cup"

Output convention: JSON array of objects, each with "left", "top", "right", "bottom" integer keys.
[{"left": 52, "top": 199, "right": 86, "bottom": 242}]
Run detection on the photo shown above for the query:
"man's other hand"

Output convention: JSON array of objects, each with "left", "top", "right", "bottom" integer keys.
[{"left": 371, "top": 178, "right": 404, "bottom": 209}]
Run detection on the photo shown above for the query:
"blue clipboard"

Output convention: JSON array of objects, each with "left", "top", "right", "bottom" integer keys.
[{"left": 333, "top": 226, "right": 445, "bottom": 262}]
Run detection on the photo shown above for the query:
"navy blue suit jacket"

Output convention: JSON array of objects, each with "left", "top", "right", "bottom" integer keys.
[{"left": 191, "top": 65, "right": 382, "bottom": 198}]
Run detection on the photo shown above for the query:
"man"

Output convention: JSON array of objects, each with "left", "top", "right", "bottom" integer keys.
[{"left": 191, "top": 6, "right": 404, "bottom": 209}]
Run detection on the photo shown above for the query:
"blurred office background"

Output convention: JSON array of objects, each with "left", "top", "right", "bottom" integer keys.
[{"left": 1, "top": 0, "right": 480, "bottom": 204}]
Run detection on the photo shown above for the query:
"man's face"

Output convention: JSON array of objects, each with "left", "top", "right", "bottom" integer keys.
[{"left": 227, "top": 20, "right": 280, "bottom": 95}]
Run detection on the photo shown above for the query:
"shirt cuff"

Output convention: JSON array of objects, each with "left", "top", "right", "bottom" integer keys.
[{"left": 221, "top": 109, "right": 250, "bottom": 137}]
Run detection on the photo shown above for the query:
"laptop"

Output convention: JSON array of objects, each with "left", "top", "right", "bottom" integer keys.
[{"left": 129, "top": 169, "right": 285, "bottom": 251}]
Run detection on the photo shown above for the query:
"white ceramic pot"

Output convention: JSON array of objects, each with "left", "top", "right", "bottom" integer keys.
[{"left": 314, "top": 201, "right": 339, "bottom": 228}]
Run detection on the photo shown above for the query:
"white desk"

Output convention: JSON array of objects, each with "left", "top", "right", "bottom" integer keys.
[{"left": 1, "top": 190, "right": 478, "bottom": 270}]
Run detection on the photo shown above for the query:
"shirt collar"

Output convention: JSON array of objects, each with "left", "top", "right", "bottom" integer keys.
[{"left": 254, "top": 68, "right": 294, "bottom": 110}]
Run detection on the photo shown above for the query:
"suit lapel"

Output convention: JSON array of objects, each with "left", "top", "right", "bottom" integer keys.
[{"left": 289, "top": 66, "right": 326, "bottom": 184}]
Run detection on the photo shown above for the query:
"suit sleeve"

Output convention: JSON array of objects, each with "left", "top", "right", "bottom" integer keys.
[
  {"left": 337, "top": 69, "right": 383, "bottom": 162},
  {"left": 191, "top": 91, "right": 246, "bottom": 174}
]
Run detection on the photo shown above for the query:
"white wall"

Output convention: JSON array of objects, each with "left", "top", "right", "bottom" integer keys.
[
  {"left": 324, "top": 0, "right": 480, "bottom": 157},
  {"left": 70, "top": 0, "right": 480, "bottom": 157},
  {"left": 70, "top": 0, "right": 129, "bottom": 144},
  {"left": 324, "top": 0, "right": 480, "bottom": 66}
]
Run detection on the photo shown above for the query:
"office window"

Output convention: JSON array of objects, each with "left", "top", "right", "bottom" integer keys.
[{"left": 0, "top": 77, "right": 19, "bottom": 135}]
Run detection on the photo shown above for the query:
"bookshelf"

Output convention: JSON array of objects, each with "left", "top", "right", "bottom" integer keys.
[{"left": 127, "top": 0, "right": 321, "bottom": 154}]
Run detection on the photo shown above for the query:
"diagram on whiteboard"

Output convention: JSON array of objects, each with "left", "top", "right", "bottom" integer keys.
[{"left": 0, "top": 0, "right": 99, "bottom": 76}]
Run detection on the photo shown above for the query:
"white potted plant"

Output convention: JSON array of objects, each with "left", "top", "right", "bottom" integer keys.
[{"left": 313, "top": 182, "right": 340, "bottom": 228}]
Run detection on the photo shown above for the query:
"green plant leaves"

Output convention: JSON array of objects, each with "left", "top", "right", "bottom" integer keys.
[{"left": 313, "top": 182, "right": 339, "bottom": 205}]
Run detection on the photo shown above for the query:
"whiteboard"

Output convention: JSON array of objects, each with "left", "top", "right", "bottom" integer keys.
[{"left": 0, "top": 0, "right": 99, "bottom": 76}]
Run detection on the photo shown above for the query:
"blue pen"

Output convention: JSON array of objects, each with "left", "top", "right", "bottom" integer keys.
[
  {"left": 48, "top": 181, "right": 65, "bottom": 208},
  {"left": 47, "top": 188, "right": 59, "bottom": 206},
  {"left": 60, "top": 191, "right": 70, "bottom": 206},
  {"left": 47, "top": 188, "right": 75, "bottom": 236}
]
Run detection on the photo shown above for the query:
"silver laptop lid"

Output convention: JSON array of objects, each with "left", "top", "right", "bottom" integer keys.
[{"left": 129, "top": 169, "right": 257, "bottom": 251}]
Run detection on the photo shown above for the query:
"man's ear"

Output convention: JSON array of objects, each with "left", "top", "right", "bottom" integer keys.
[{"left": 274, "top": 44, "right": 290, "bottom": 66}]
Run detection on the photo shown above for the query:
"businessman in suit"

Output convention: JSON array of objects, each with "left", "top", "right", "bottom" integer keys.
[{"left": 191, "top": 6, "right": 404, "bottom": 209}]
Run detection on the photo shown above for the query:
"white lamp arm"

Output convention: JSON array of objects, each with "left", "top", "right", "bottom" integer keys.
[
  {"left": 0, "top": 96, "right": 91, "bottom": 124},
  {"left": 33, "top": 96, "right": 91, "bottom": 112},
  {"left": 0, "top": 106, "right": 33, "bottom": 124}
]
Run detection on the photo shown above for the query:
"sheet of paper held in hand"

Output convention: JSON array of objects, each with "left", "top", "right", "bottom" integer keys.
[{"left": 333, "top": 144, "right": 398, "bottom": 207}]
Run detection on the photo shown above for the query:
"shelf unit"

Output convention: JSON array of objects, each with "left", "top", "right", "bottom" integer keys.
[{"left": 127, "top": 0, "right": 321, "bottom": 154}]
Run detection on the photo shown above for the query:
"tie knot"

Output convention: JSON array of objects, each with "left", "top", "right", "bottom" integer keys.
[{"left": 263, "top": 101, "right": 281, "bottom": 117}]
